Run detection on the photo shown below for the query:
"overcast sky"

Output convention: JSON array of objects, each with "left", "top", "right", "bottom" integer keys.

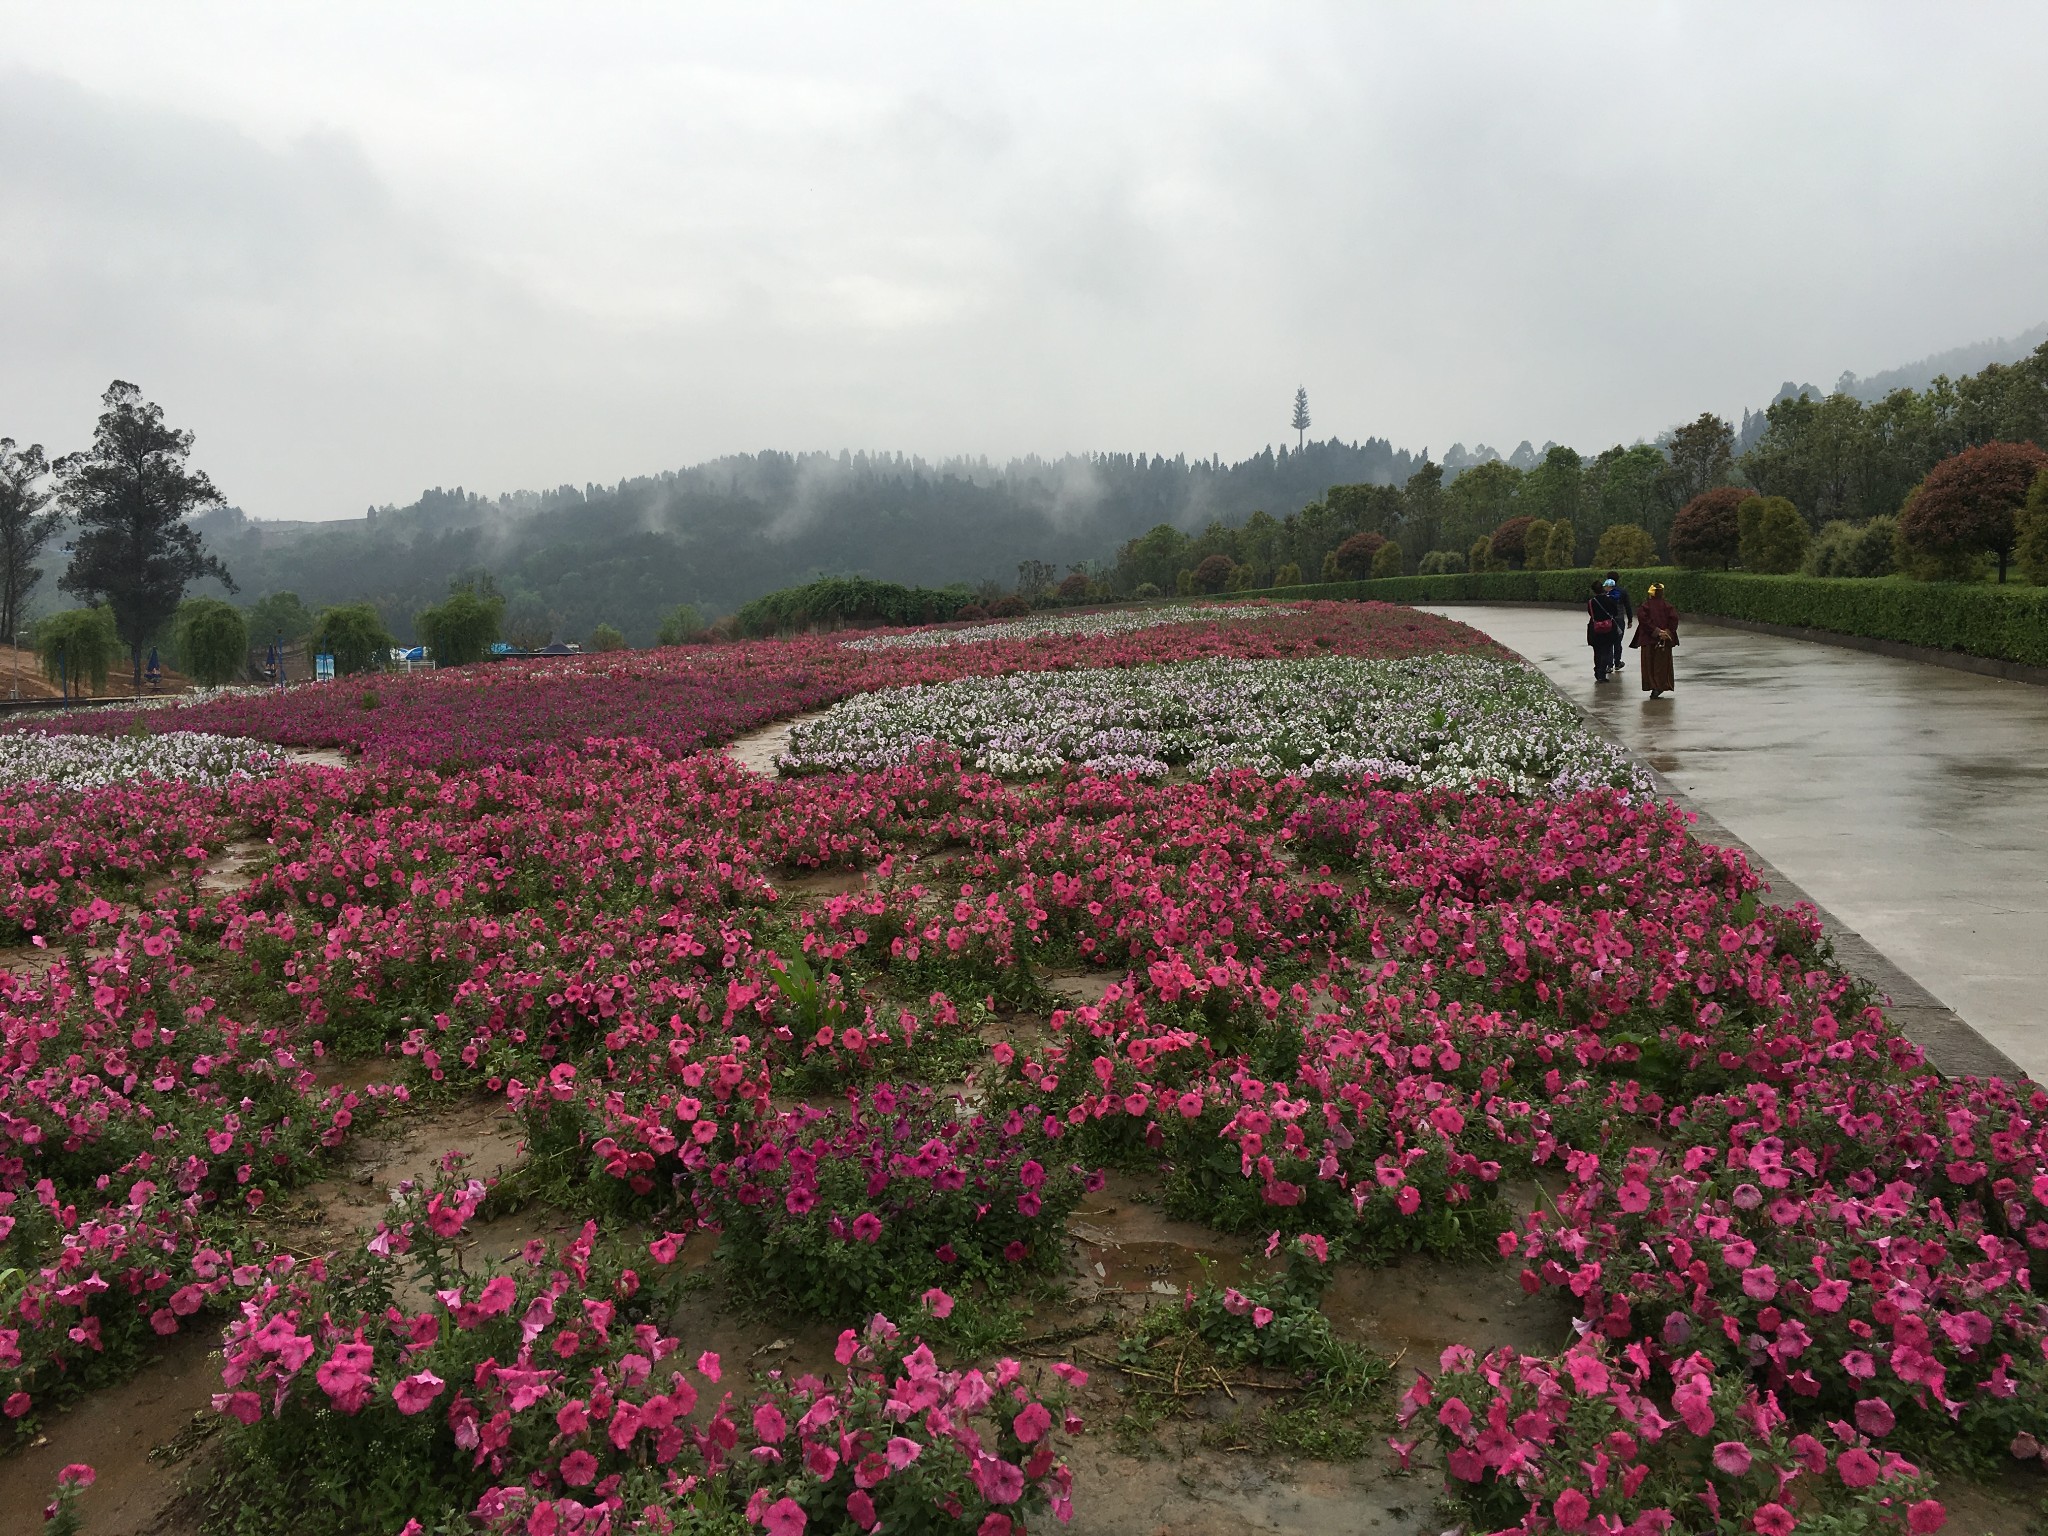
[{"left": 3, "top": 2, "right": 2045, "bottom": 521}]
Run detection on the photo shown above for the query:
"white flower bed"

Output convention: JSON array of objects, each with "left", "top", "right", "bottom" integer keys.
[
  {"left": 0, "top": 730, "right": 284, "bottom": 790},
  {"left": 841, "top": 603, "right": 1292, "bottom": 651},
  {"left": 780, "top": 655, "right": 1651, "bottom": 796}
]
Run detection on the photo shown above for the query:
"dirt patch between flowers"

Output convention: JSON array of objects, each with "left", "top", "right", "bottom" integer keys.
[{"left": 724, "top": 711, "right": 830, "bottom": 777}]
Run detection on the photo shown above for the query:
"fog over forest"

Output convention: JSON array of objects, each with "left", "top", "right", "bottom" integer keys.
[{"left": 35, "top": 324, "right": 2019, "bottom": 646}]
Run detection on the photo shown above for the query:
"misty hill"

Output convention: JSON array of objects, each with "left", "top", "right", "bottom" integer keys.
[
  {"left": 162, "top": 440, "right": 1421, "bottom": 645},
  {"left": 1835, "top": 322, "right": 2048, "bottom": 401}
]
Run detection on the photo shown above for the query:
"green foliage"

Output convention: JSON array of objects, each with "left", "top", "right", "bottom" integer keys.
[
  {"left": 1805, "top": 517, "right": 1898, "bottom": 578},
  {"left": 172, "top": 596, "right": 249, "bottom": 685},
  {"left": 1521, "top": 518, "right": 1554, "bottom": 570},
  {"left": 1737, "top": 496, "right": 1810, "bottom": 574},
  {"left": 1417, "top": 549, "right": 1466, "bottom": 575},
  {"left": 415, "top": 578, "right": 504, "bottom": 666},
  {"left": 588, "top": 622, "right": 628, "bottom": 653},
  {"left": 32, "top": 607, "right": 119, "bottom": 693},
  {"left": 1370, "top": 540, "right": 1402, "bottom": 578},
  {"left": 731, "top": 576, "right": 971, "bottom": 637},
  {"left": 1593, "top": 522, "right": 1658, "bottom": 568},
  {"left": 0, "top": 437, "right": 61, "bottom": 642},
  {"left": 1247, "top": 566, "right": 2048, "bottom": 668},
  {"left": 245, "top": 590, "right": 313, "bottom": 649},
  {"left": 1543, "top": 518, "right": 1576, "bottom": 569},
  {"left": 311, "top": 602, "right": 395, "bottom": 676},
  {"left": 655, "top": 603, "right": 705, "bottom": 645},
  {"left": 2019, "top": 471, "right": 2048, "bottom": 586},
  {"left": 1113, "top": 1263, "right": 1391, "bottom": 1461}
]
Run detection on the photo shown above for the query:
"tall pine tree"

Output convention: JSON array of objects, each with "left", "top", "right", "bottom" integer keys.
[{"left": 56, "top": 381, "right": 235, "bottom": 694}]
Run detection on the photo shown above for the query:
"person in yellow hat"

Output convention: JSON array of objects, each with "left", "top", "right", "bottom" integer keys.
[{"left": 1629, "top": 583, "right": 1679, "bottom": 698}]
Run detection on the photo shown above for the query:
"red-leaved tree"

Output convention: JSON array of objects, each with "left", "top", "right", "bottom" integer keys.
[
  {"left": 1897, "top": 440, "right": 2048, "bottom": 583},
  {"left": 1486, "top": 516, "right": 1536, "bottom": 568},
  {"left": 1332, "top": 531, "right": 1389, "bottom": 579},
  {"left": 1669, "top": 486, "right": 1757, "bottom": 570}
]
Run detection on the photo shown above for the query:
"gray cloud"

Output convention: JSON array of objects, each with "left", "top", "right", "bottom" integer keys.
[{"left": 2, "top": 2, "right": 2045, "bottom": 520}]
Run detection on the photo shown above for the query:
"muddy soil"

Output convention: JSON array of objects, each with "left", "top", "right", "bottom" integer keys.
[
  {"left": 0, "top": 1330, "right": 215, "bottom": 1536},
  {"left": 0, "top": 1095, "right": 533, "bottom": 1536},
  {"left": 724, "top": 712, "right": 829, "bottom": 777}
]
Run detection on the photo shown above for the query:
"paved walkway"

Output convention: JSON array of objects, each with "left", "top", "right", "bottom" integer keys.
[{"left": 1418, "top": 605, "right": 2048, "bottom": 1083}]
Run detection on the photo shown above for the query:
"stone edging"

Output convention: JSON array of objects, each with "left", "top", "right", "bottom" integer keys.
[{"left": 1410, "top": 600, "right": 2048, "bottom": 689}]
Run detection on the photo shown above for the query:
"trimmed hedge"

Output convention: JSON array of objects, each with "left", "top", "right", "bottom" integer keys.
[
  {"left": 1240, "top": 568, "right": 2048, "bottom": 668},
  {"left": 731, "top": 576, "right": 972, "bottom": 637}
]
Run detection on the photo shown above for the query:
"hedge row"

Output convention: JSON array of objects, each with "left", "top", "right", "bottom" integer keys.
[{"left": 1242, "top": 568, "right": 2048, "bottom": 668}]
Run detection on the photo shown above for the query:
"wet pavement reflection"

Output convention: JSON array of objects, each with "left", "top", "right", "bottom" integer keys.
[{"left": 1419, "top": 605, "right": 2048, "bottom": 1081}]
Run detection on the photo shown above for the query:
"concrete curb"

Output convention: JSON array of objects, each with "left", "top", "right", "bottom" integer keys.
[
  {"left": 1414, "top": 600, "right": 2048, "bottom": 689},
  {"left": 1430, "top": 604, "right": 2038, "bottom": 1085}
]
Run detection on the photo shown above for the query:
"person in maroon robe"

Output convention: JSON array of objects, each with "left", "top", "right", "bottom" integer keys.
[{"left": 1630, "top": 583, "right": 1679, "bottom": 698}]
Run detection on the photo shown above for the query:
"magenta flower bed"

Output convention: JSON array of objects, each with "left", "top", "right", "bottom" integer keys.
[
  {"left": 0, "top": 603, "right": 2039, "bottom": 1532},
  {"left": 21, "top": 601, "right": 1495, "bottom": 769}
]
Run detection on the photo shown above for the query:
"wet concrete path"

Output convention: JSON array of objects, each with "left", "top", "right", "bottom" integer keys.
[{"left": 1419, "top": 604, "right": 2048, "bottom": 1082}]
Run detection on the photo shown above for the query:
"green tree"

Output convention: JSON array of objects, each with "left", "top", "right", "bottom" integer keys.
[
  {"left": 1519, "top": 445, "right": 1584, "bottom": 532},
  {"left": 1806, "top": 517, "right": 1898, "bottom": 578},
  {"left": 1370, "top": 540, "right": 1403, "bottom": 578},
  {"left": 311, "top": 603, "right": 395, "bottom": 676},
  {"left": 173, "top": 596, "right": 249, "bottom": 685},
  {"left": 656, "top": 603, "right": 705, "bottom": 645},
  {"left": 0, "top": 438, "right": 63, "bottom": 644},
  {"left": 1292, "top": 387, "right": 1311, "bottom": 449},
  {"left": 2018, "top": 472, "right": 2048, "bottom": 586},
  {"left": 55, "top": 382, "right": 236, "bottom": 695},
  {"left": 1521, "top": 518, "right": 1554, "bottom": 571},
  {"left": 416, "top": 577, "right": 505, "bottom": 666},
  {"left": 1272, "top": 562, "right": 1302, "bottom": 587},
  {"left": 1660, "top": 413, "right": 1735, "bottom": 514},
  {"left": 1738, "top": 497, "right": 1810, "bottom": 574},
  {"left": 246, "top": 590, "right": 314, "bottom": 650},
  {"left": 1585, "top": 445, "right": 1668, "bottom": 551},
  {"left": 589, "top": 623, "right": 628, "bottom": 652},
  {"left": 1592, "top": 524, "right": 1658, "bottom": 568},
  {"left": 1443, "top": 460, "right": 1523, "bottom": 552},
  {"left": 1544, "top": 519, "right": 1577, "bottom": 569},
  {"left": 33, "top": 607, "right": 119, "bottom": 695}
]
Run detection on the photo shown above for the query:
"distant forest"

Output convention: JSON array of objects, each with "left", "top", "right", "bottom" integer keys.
[
  {"left": 24, "top": 325, "right": 2047, "bottom": 646},
  {"left": 99, "top": 440, "right": 1426, "bottom": 646}
]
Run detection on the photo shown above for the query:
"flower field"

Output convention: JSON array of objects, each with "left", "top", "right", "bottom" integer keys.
[
  {"left": 839, "top": 603, "right": 1286, "bottom": 651},
  {"left": 0, "top": 728, "right": 281, "bottom": 789},
  {"left": 1, "top": 600, "right": 2042, "bottom": 1536},
  {"left": 778, "top": 654, "right": 1652, "bottom": 793}
]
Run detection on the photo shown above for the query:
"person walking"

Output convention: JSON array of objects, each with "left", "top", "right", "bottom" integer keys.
[
  {"left": 1586, "top": 580, "right": 1625, "bottom": 681},
  {"left": 1602, "top": 573, "right": 1633, "bottom": 677},
  {"left": 1630, "top": 582, "right": 1679, "bottom": 698}
]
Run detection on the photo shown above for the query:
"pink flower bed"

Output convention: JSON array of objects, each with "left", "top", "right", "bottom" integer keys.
[
  {"left": 22, "top": 601, "right": 1494, "bottom": 769},
  {"left": 1, "top": 603, "right": 2040, "bottom": 1532}
]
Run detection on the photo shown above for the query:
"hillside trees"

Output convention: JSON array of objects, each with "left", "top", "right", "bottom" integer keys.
[
  {"left": 54, "top": 381, "right": 235, "bottom": 694},
  {"left": 33, "top": 608, "right": 118, "bottom": 695},
  {"left": 0, "top": 439, "right": 62, "bottom": 643}
]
